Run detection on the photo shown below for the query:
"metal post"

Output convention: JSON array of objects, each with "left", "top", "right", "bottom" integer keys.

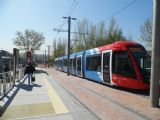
[
  {"left": 3, "top": 74, "right": 6, "bottom": 94},
  {"left": 150, "top": 0, "right": 160, "bottom": 107},
  {"left": 43, "top": 52, "right": 44, "bottom": 64},
  {"left": 0, "top": 53, "right": 2, "bottom": 96},
  {"left": 13, "top": 48, "right": 16, "bottom": 86},
  {"left": 44, "top": 50, "right": 46, "bottom": 67},
  {"left": 67, "top": 16, "right": 71, "bottom": 76},
  {"left": 0, "top": 52, "right": 2, "bottom": 74},
  {"left": 48, "top": 45, "right": 50, "bottom": 68}
]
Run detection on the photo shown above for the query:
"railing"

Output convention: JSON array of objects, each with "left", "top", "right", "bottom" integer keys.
[
  {"left": 0, "top": 67, "right": 25, "bottom": 99},
  {"left": 17, "top": 67, "right": 25, "bottom": 81},
  {"left": 0, "top": 71, "right": 14, "bottom": 98}
]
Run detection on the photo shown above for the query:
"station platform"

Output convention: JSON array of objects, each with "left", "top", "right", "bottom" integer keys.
[
  {"left": 0, "top": 68, "right": 98, "bottom": 120},
  {"left": 0, "top": 67, "right": 160, "bottom": 120}
]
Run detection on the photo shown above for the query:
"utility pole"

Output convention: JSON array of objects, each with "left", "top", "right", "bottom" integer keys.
[
  {"left": 43, "top": 52, "right": 45, "bottom": 65},
  {"left": 150, "top": 0, "right": 160, "bottom": 107},
  {"left": 44, "top": 50, "right": 46, "bottom": 67},
  {"left": 63, "top": 16, "right": 76, "bottom": 76},
  {"left": 47, "top": 45, "right": 50, "bottom": 68}
]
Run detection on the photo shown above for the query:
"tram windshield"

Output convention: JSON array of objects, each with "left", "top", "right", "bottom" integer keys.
[
  {"left": 128, "top": 45, "right": 151, "bottom": 83},
  {"left": 112, "top": 51, "right": 136, "bottom": 78}
]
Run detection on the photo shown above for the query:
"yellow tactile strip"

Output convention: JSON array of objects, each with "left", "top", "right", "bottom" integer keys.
[
  {"left": 43, "top": 76, "right": 69, "bottom": 114},
  {"left": 1, "top": 102, "right": 55, "bottom": 120}
]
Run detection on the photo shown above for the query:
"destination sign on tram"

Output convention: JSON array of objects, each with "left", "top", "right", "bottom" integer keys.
[{"left": 128, "top": 46, "right": 143, "bottom": 52}]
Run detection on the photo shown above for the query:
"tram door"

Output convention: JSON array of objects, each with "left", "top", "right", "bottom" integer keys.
[
  {"left": 102, "top": 51, "right": 111, "bottom": 84},
  {"left": 76, "top": 57, "right": 82, "bottom": 76},
  {"left": 73, "top": 58, "right": 76, "bottom": 75}
]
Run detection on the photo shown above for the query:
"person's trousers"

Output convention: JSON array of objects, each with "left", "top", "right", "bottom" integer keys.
[{"left": 28, "top": 73, "right": 32, "bottom": 85}]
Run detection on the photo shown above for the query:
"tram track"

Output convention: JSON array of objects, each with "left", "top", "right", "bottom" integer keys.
[
  {"left": 59, "top": 76, "right": 150, "bottom": 120},
  {"left": 48, "top": 69, "right": 151, "bottom": 120}
]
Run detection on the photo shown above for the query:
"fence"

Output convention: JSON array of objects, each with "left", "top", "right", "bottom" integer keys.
[{"left": 0, "top": 67, "right": 25, "bottom": 99}]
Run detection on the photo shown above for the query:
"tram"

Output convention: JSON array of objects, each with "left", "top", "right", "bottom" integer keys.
[{"left": 55, "top": 41, "right": 151, "bottom": 90}]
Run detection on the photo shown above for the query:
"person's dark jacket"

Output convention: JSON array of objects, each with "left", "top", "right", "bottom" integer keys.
[{"left": 25, "top": 64, "right": 35, "bottom": 74}]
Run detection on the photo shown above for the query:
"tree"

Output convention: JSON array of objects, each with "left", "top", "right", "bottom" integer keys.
[
  {"left": 52, "top": 38, "right": 66, "bottom": 59},
  {"left": 140, "top": 17, "right": 152, "bottom": 47},
  {"left": 73, "top": 19, "right": 89, "bottom": 51},
  {"left": 73, "top": 18, "right": 128, "bottom": 52},
  {"left": 106, "top": 18, "right": 126, "bottom": 44},
  {"left": 96, "top": 21, "right": 107, "bottom": 47},
  {"left": 12, "top": 29, "right": 45, "bottom": 52},
  {"left": 52, "top": 39, "right": 57, "bottom": 59},
  {"left": 87, "top": 23, "right": 97, "bottom": 48}
]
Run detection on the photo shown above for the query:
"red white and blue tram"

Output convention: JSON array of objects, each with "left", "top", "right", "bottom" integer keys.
[{"left": 55, "top": 41, "right": 151, "bottom": 90}]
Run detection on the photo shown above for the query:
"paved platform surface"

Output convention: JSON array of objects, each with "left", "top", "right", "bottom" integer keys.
[{"left": 0, "top": 68, "right": 99, "bottom": 120}]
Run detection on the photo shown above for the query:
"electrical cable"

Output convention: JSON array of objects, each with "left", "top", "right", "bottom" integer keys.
[
  {"left": 104, "top": 0, "right": 136, "bottom": 22},
  {"left": 54, "top": 0, "right": 78, "bottom": 33},
  {"left": 67, "top": 1, "right": 79, "bottom": 16},
  {"left": 67, "top": 0, "right": 76, "bottom": 16}
]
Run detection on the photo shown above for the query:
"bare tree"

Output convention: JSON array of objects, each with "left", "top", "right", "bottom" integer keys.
[
  {"left": 140, "top": 17, "right": 152, "bottom": 47},
  {"left": 12, "top": 29, "right": 45, "bottom": 52}
]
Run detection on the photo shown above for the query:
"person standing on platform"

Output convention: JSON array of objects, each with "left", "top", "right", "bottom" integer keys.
[{"left": 25, "top": 62, "right": 35, "bottom": 85}]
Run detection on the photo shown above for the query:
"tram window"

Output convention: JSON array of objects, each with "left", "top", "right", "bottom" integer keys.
[
  {"left": 70, "top": 59, "right": 73, "bottom": 67},
  {"left": 129, "top": 46, "right": 151, "bottom": 83},
  {"left": 86, "top": 55, "right": 101, "bottom": 72},
  {"left": 60, "top": 60, "right": 62, "bottom": 66},
  {"left": 73, "top": 58, "right": 76, "bottom": 68},
  {"left": 58, "top": 60, "right": 60, "bottom": 66},
  {"left": 57, "top": 60, "right": 59, "bottom": 66},
  {"left": 112, "top": 51, "right": 136, "bottom": 78},
  {"left": 63, "top": 60, "right": 65, "bottom": 66},
  {"left": 64, "top": 59, "right": 68, "bottom": 67},
  {"left": 77, "top": 58, "right": 81, "bottom": 71}
]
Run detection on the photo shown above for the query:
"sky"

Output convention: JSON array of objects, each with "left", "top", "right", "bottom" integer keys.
[{"left": 0, "top": 0, "right": 153, "bottom": 53}]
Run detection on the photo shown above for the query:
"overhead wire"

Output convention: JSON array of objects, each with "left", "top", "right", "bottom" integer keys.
[
  {"left": 104, "top": 0, "right": 136, "bottom": 22},
  {"left": 57, "top": 20, "right": 68, "bottom": 30},
  {"left": 67, "top": 1, "right": 79, "bottom": 16},
  {"left": 55, "top": 0, "right": 78, "bottom": 33},
  {"left": 54, "top": 0, "right": 136, "bottom": 36},
  {"left": 67, "top": 0, "right": 76, "bottom": 16}
]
